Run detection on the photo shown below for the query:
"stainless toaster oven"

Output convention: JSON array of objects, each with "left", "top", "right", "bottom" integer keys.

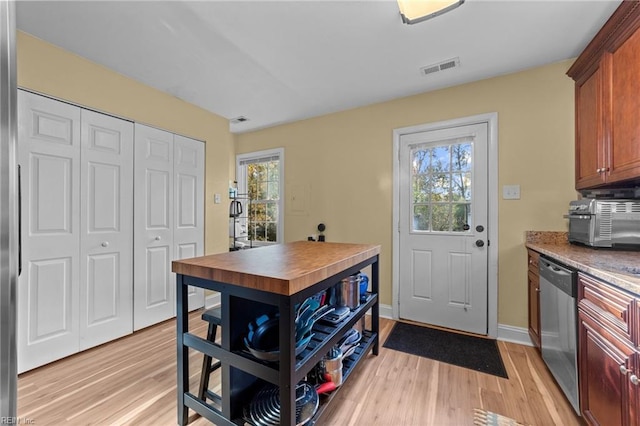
[{"left": 567, "top": 199, "right": 640, "bottom": 248}]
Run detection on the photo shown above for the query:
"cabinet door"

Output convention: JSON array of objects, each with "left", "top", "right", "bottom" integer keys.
[
  {"left": 79, "top": 109, "right": 134, "bottom": 349},
  {"left": 608, "top": 29, "right": 640, "bottom": 184},
  {"left": 575, "top": 63, "right": 606, "bottom": 189},
  {"left": 579, "top": 310, "right": 634, "bottom": 426},
  {"left": 527, "top": 270, "right": 540, "bottom": 349},
  {"left": 173, "top": 135, "right": 204, "bottom": 311},
  {"left": 17, "top": 91, "right": 81, "bottom": 372},
  {"left": 133, "top": 124, "right": 174, "bottom": 330}
]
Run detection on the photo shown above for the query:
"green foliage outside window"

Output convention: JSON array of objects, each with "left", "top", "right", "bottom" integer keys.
[
  {"left": 411, "top": 141, "right": 473, "bottom": 233},
  {"left": 247, "top": 161, "right": 279, "bottom": 242}
]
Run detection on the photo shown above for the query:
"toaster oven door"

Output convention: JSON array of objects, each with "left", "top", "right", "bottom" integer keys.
[{"left": 568, "top": 214, "right": 593, "bottom": 245}]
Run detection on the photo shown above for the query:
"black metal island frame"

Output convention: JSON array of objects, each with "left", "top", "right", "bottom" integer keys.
[{"left": 172, "top": 241, "right": 381, "bottom": 425}]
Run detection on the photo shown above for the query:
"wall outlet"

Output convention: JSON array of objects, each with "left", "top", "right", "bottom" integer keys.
[{"left": 502, "top": 185, "right": 521, "bottom": 200}]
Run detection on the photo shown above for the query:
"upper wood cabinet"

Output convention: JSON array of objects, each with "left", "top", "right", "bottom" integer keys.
[{"left": 568, "top": 1, "right": 640, "bottom": 190}]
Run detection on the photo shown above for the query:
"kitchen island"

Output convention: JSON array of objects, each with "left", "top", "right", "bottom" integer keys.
[{"left": 172, "top": 241, "right": 381, "bottom": 425}]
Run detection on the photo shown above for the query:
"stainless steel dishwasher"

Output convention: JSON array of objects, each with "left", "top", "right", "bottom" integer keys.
[{"left": 539, "top": 255, "right": 579, "bottom": 415}]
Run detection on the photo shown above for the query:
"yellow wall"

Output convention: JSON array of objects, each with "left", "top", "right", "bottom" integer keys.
[
  {"left": 16, "top": 32, "right": 233, "bottom": 255},
  {"left": 17, "top": 29, "right": 577, "bottom": 328},
  {"left": 235, "top": 60, "right": 577, "bottom": 329}
]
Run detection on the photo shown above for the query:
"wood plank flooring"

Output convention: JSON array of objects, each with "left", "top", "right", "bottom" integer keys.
[{"left": 17, "top": 312, "right": 582, "bottom": 425}]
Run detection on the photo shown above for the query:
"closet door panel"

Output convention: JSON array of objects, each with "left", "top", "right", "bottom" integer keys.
[
  {"left": 134, "top": 124, "right": 174, "bottom": 330},
  {"left": 174, "top": 135, "right": 205, "bottom": 310},
  {"left": 79, "top": 109, "right": 133, "bottom": 349},
  {"left": 17, "top": 91, "right": 81, "bottom": 373}
]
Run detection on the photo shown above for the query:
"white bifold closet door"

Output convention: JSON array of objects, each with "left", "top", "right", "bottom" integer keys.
[
  {"left": 79, "top": 109, "right": 133, "bottom": 350},
  {"left": 133, "top": 124, "right": 204, "bottom": 331},
  {"left": 17, "top": 91, "right": 134, "bottom": 372},
  {"left": 173, "top": 134, "right": 205, "bottom": 310}
]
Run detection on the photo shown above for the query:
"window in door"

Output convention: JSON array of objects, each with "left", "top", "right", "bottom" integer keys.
[
  {"left": 411, "top": 138, "right": 473, "bottom": 233},
  {"left": 236, "top": 148, "right": 284, "bottom": 245}
]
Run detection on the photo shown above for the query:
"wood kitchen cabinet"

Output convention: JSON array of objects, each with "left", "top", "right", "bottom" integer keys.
[
  {"left": 578, "top": 272, "right": 640, "bottom": 426},
  {"left": 527, "top": 249, "right": 541, "bottom": 349},
  {"left": 568, "top": 1, "right": 640, "bottom": 190}
]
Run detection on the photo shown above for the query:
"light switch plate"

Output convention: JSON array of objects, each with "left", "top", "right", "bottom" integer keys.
[
  {"left": 502, "top": 185, "right": 520, "bottom": 200},
  {"left": 214, "top": 193, "right": 221, "bottom": 204}
]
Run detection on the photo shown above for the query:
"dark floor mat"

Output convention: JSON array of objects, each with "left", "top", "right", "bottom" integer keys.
[{"left": 383, "top": 322, "right": 508, "bottom": 379}]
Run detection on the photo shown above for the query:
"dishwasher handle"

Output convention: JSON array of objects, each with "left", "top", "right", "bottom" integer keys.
[
  {"left": 541, "top": 261, "right": 572, "bottom": 276},
  {"left": 539, "top": 257, "right": 577, "bottom": 297}
]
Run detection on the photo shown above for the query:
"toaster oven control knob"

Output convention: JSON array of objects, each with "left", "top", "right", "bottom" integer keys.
[{"left": 475, "top": 240, "right": 485, "bottom": 248}]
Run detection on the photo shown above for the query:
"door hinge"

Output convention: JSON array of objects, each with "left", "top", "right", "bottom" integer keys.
[{"left": 487, "top": 239, "right": 490, "bottom": 246}]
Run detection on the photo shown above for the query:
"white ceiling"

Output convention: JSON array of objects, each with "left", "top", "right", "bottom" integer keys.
[{"left": 16, "top": 0, "right": 621, "bottom": 133}]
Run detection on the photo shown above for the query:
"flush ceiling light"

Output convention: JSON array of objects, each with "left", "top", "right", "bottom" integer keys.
[{"left": 398, "top": 0, "right": 465, "bottom": 24}]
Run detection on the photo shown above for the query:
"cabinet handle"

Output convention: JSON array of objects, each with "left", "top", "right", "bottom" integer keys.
[
  {"left": 101, "top": 242, "right": 109, "bottom": 248},
  {"left": 620, "top": 365, "right": 629, "bottom": 375},
  {"left": 596, "top": 168, "right": 602, "bottom": 173},
  {"left": 155, "top": 236, "right": 161, "bottom": 241},
  {"left": 631, "top": 375, "right": 639, "bottom": 386}
]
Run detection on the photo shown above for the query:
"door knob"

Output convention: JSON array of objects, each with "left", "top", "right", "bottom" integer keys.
[{"left": 475, "top": 240, "right": 485, "bottom": 247}]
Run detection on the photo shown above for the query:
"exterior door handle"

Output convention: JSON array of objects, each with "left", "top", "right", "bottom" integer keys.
[{"left": 475, "top": 240, "right": 485, "bottom": 247}]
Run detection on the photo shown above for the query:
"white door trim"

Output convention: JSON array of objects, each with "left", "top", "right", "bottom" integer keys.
[{"left": 392, "top": 112, "right": 499, "bottom": 338}]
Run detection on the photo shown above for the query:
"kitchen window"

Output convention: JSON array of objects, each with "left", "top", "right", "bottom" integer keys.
[{"left": 236, "top": 148, "right": 284, "bottom": 245}]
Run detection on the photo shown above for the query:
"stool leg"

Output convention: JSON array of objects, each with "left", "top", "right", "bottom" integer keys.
[{"left": 198, "top": 323, "right": 217, "bottom": 401}]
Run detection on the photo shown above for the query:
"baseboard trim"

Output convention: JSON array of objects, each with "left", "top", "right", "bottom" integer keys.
[
  {"left": 497, "top": 323, "right": 534, "bottom": 346},
  {"left": 205, "top": 292, "right": 221, "bottom": 309},
  {"left": 379, "top": 303, "right": 393, "bottom": 319}
]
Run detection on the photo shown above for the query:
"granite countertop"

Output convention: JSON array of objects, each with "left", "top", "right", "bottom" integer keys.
[{"left": 525, "top": 231, "right": 640, "bottom": 296}]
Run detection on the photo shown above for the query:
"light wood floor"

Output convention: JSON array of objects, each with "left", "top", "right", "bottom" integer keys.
[{"left": 18, "top": 312, "right": 582, "bottom": 425}]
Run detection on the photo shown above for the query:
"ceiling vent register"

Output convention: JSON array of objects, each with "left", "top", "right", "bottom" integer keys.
[
  {"left": 420, "top": 57, "right": 460, "bottom": 76},
  {"left": 230, "top": 116, "right": 249, "bottom": 124}
]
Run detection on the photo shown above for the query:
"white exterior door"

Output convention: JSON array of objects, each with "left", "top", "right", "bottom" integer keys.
[
  {"left": 174, "top": 135, "right": 205, "bottom": 310},
  {"left": 398, "top": 123, "right": 489, "bottom": 335},
  {"left": 79, "top": 109, "right": 133, "bottom": 349},
  {"left": 133, "top": 124, "right": 174, "bottom": 330},
  {"left": 17, "top": 91, "right": 81, "bottom": 372}
]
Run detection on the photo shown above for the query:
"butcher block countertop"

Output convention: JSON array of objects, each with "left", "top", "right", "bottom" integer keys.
[
  {"left": 526, "top": 231, "right": 640, "bottom": 296},
  {"left": 172, "top": 241, "right": 381, "bottom": 296}
]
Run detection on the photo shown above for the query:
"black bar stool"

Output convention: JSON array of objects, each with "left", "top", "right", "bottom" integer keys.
[{"left": 198, "top": 307, "right": 222, "bottom": 404}]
